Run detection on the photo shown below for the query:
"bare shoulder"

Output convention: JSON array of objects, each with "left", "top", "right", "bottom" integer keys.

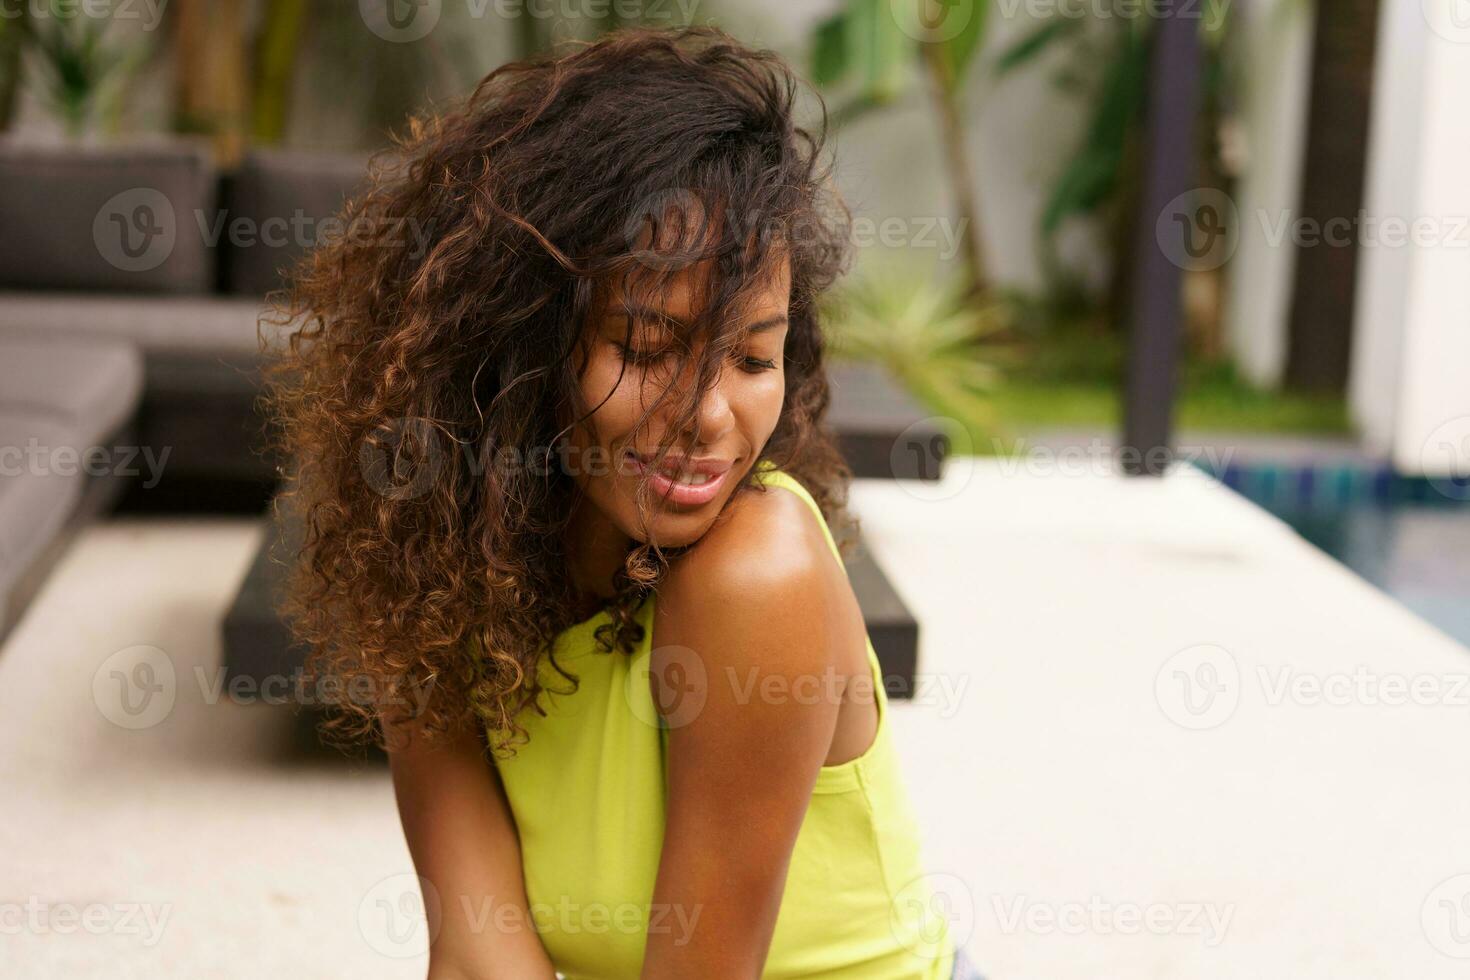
[
  {"left": 655, "top": 478, "right": 860, "bottom": 683},
  {"left": 675, "top": 479, "right": 830, "bottom": 590}
]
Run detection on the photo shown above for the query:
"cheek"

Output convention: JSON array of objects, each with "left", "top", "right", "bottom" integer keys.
[
  {"left": 577, "top": 349, "right": 643, "bottom": 448},
  {"left": 743, "top": 372, "right": 785, "bottom": 438}
]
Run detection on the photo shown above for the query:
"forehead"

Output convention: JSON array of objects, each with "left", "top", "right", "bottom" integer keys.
[{"left": 598, "top": 252, "right": 791, "bottom": 325}]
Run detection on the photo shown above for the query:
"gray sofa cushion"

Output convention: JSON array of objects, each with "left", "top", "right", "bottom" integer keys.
[
  {"left": 0, "top": 296, "right": 294, "bottom": 488},
  {"left": 0, "top": 338, "right": 143, "bottom": 446},
  {"left": 0, "top": 292, "right": 285, "bottom": 355},
  {"left": 0, "top": 139, "right": 218, "bottom": 294},
  {"left": 0, "top": 414, "right": 85, "bottom": 627},
  {"left": 224, "top": 148, "right": 370, "bottom": 296}
]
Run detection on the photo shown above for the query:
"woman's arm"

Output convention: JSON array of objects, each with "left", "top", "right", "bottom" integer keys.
[
  {"left": 640, "top": 493, "right": 848, "bottom": 979},
  {"left": 381, "top": 707, "right": 558, "bottom": 980}
]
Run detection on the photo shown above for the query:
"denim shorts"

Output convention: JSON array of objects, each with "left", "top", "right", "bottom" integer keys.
[{"left": 950, "top": 945, "right": 986, "bottom": 980}]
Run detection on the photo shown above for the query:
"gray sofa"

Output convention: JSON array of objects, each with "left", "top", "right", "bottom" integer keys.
[
  {"left": 0, "top": 139, "right": 368, "bottom": 640},
  {"left": 0, "top": 338, "right": 142, "bottom": 635}
]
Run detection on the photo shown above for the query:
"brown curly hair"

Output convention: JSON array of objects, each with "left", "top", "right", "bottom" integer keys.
[{"left": 260, "top": 25, "right": 857, "bottom": 755}]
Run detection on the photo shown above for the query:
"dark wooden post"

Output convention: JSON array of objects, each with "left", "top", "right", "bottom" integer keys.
[
  {"left": 1122, "top": 3, "right": 1204, "bottom": 477},
  {"left": 1283, "top": 0, "right": 1381, "bottom": 392}
]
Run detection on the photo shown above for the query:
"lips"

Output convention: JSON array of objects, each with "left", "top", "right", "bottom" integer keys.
[{"left": 624, "top": 451, "right": 734, "bottom": 507}]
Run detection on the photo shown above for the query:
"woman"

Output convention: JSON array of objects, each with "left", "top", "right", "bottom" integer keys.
[{"left": 265, "top": 25, "right": 972, "bottom": 980}]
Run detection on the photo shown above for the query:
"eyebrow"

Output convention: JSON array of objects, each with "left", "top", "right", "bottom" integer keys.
[
  {"left": 745, "top": 314, "right": 790, "bottom": 333},
  {"left": 609, "top": 305, "right": 788, "bottom": 334}
]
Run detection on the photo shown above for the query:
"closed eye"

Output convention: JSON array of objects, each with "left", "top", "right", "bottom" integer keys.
[
  {"left": 614, "top": 342, "right": 778, "bottom": 374},
  {"left": 739, "top": 354, "right": 778, "bottom": 373},
  {"left": 611, "top": 341, "right": 669, "bottom": 366}
]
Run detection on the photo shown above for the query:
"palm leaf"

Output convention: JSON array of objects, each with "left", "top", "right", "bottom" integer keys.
[
  {"left": 811, "top": 10, "right": 850, "bottom": 86},
  {"left": 993, "top": 16, "right": 1079, "bottom": 76},
  {"left": 934, "top": 0, "right": 990, "bottom": 86},
  {"left": 824, "top": 269, "right": 1012, "bottom": 431}
]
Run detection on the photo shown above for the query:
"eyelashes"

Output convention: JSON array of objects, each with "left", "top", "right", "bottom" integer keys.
[{"left": 611, "top": 342, "right": 778, "bottom": 374}]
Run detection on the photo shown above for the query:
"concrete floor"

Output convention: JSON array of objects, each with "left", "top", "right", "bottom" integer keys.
[{"left": 4, "top": 460, "right": 1470, "bottom": 978}]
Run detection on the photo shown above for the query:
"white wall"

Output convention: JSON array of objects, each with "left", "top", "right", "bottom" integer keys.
[
  {"left": 1350, "top": 0, "right": 1430, "bottom": 454},
  {"left": 1223, "top": 0, "right": 1316, "bottom": 388},
  {"left": 1351, "top": 0, "right": 1470, "bottom": 474}
]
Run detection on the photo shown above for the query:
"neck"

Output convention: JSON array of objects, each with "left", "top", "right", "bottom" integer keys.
[{"left": 563, "top": 492, "right": 633, "bottom": 606}]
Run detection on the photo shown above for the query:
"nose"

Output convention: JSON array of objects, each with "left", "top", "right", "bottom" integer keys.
[{"left": 666, "top": 346, "right": 734, "bottom": 447}]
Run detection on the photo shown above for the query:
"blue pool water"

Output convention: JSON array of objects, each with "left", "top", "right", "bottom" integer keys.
[{"left": 1197, "top": 461, "right": 1470, "bottom": 649}]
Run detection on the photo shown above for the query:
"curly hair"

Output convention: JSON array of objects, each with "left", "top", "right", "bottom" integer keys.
[{"left": 260, "top": 25, "right": 857, "bottom": 756}]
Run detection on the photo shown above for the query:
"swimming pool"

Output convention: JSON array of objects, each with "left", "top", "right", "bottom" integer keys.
[{"left": 1197, "top": 459, "right": 1470, "bottom": 648}]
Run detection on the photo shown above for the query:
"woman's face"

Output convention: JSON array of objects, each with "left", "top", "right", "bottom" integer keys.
[{"left": 566, "top": 254, "right": 792, "bottom": 549}]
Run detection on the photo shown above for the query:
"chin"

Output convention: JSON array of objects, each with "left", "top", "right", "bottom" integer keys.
[{"left": 619, "top": 508, "right": 718, "bottom": 550}]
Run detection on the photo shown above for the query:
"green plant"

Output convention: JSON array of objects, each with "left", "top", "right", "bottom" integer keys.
[
  {"left": 251, "top": 0, "right": 310, "bottom": 144},
  {"left": 993, "top": 0, "right": 1233, "bottom": 326},
  {"left": 825, "top": 267, "right": 1014, "bottom": 434},
  {"left": 22, "top": 14, "right": 150, "bottom": 137},
  {"left": 810, "top": 0, "right": 992, "bottom": 296},
  {"left": 1000, "top": 18, "right": 1147, "bottom": 290}
]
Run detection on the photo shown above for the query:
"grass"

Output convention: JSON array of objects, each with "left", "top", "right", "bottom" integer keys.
[
  {"left": 985, "top": 374, "right": 1352, "bottom": 434},
  {"left": 904, "top": 324, "right": 1352, "bottom": 456},
  {"left": 824, "top": 271, "right": 1352, "bottom": 458}
]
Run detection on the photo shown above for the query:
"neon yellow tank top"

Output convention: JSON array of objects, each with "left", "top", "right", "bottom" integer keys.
[{"left": 491, "top": 461, "right": 956, "bottom": 978}]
